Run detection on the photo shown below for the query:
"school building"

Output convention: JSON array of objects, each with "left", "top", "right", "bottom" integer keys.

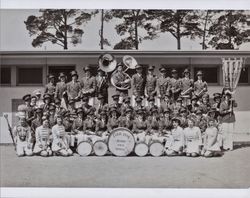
[{"left": 0, "top": 50, "right": 250, "bottom": 143}]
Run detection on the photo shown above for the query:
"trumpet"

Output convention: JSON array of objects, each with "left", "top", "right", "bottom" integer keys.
[{"left": 181, "top": 87, "right": 193, "bottom": 96}]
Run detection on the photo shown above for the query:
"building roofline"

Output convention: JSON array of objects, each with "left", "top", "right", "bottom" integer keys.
[{"left": 1, "top": 50, "right": 250, "bottom": 58}]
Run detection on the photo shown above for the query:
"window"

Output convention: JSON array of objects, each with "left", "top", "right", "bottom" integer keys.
[
  {"left": 0, "top": 67, "right": 11, "bottom": 85},
  {"left": 194, "top": 67, "right": 218, "bottom": 84},
  {"left": 239, "top": 67, "right": 248, "bottom": 84},
  {"left": 17, "top": 67, "right": 43, "bottom": 85},
  {"left": 48, "top": 65, "right": 75, "bottom": 83}
]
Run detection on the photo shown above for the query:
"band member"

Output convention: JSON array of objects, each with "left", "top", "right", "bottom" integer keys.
[
  {"left": 119, "top": 107, "right": 134, "bottom": 131},
  {"left": 169, "top": 69, "right": 181, "bottom": 102},
  {"left": 107, "top": 107, "right": 120, "bottom": 131},
  {"left": 194, "top": 70, "right": 208, "bottom": 99},
  {"left": 179, "top": 107, "right": 188, "bottom": 128},
  {"left": 145, "top": 96, "right": 158, "bottom": 115},
  {"left": 22, "top": 94, "right": 35, "bottom": 126},
  {"left": 112, "top": 63, "right": 131, "bottom": 103},
  {"left": 44, "top": 74, "right": 56, "bottom": 99},
  {"left": 184, "top": 117, "right": 202, "bottom": 157},
  {"left": 81, "top": 95, "right": 93, "bottom": 117},
  {"left": 42, "top": 93, "right": 51, "bottom": 113},
  {"left": 33, "top": 89, "right": 44, "bottom": 108},
  {"left": 156, "top": 66, "right": 169, "bottom": 107},
  {"left": 48, "top": 104, "right": 56, "bottom": 128},
  {"left": 159, "top": 93, "right": 171, "bottom": 114},
  {"left": 13, "top": 112, "right": 33, "bottom": 157},
  {"left": 180, "top": 69, "right": 194, "bottom": 97},
  {"left": 145, "top": 66, "right": 157, "bottom": 106},
  {"left": 200, "top": 93, "right": 211, "bottom": 116},
  {"left": 158, "top": 110, "right": 171, "bottom": 138},
  {"left": 54, "top": 98, "right": 66, "bottom": 118},
  {"left": 120, "top": 97, "right": 132, "bottom": 117},
  {"left": 194, "top": 109, "right": 207, "bottom": 133},
  {"left": 30, "top": 95, "right": 38, "bottom": 109},
  {"left": 31, "top": 107, "right": 43, "bottom": 147},
  {"left": 170, "top": 97, "right": 183, "bottom": 117},
  {"left": 96, "top": 68, "right": 109, "bottom": 104},
  {"left": 131, "top": 64, "right": 145, "bottom": 107},
  {"left": 219, "top": 90, "right": 237, "bottom": 151},
  {"left": 188, "top": 95, "right": 198, "bottom": 114},
  {"left": 83, "top": 108, "right": 99, "bottom": 143},
  {"left": 96, "top": 95, "right": 109, "bottom": 116},
  {"left": 133, "top": 96, "right": 145, "bottom": 117},
  {"left": 67, "top": 70, "right": 81, "bottom": 100},
  {"left": 95, "top": 110, "right": 109, "bottom": 141},
  {"left": 146, "top": 108, "right": 164, "bottom": 144},
  {"left": 62, "top": 111, "right": 74, "bottom": 147},
  {"left": 109, "top": 94, "right": 121, "bottom": 114},
  {"left": 80, "top": 66, "right": 96, "bottom": 106},
  {"left": 212, "top": 93, "right": 222, "bottom": 112},
  {"left": 51, "top": 116, "right": 73, "bottom": 156},
  {"left": 132, "top": 109, "right": 149, "bottom": 143},
  {"left": 202, "top": 118, "right": 222, "bottom": 157},
  {"left": 166, "top": 117, "right": 184, "bottom": 156},
  {"left": 55, "top": 72, "right": 67, "bottom": 100},
  {"left": 72, "top": 108, "right": 84, "bottom": 145},
  {"left": 33, "top": 116, "right": 52, "bottom": 157},
  {"left": 68, "top": 99, "right": 77, "bottom": 114}
]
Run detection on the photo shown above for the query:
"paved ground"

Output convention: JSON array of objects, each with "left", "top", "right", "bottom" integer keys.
[{"left": 0, "top": 145, "right": 250, "bottom": 188}]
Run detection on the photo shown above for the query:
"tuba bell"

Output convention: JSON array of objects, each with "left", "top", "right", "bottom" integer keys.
[
  {"left": 122, "top": 55, "right": 138, "bottom": 71},
  {"left": 98, "top": 53, "right": 117, "bottom": 73}
]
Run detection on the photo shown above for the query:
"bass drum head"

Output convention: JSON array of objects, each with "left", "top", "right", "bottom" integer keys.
[
  {"left": 108, "top": 127, "right": 135, "bottom": 157},
  {"left": 134, "top": 143, "right": 148, "bottom": 157},
  {"left": 93, "top": 140, "right": 108, "bottom": 156},
  {"left": 149, "top": 141, "right": 164, "bottom": 157},
  {"left": 77, "top": 141, "right": 93, "bottom": 156}
]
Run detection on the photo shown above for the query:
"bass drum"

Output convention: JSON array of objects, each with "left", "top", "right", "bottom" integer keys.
[
  {"left": 93, "top": 140, "right": 108, "bottom": 156},
  {"left": 134, "top": 142, "right": 148, "bottom": 157},
  {"left": 77, "top": 141, "right": 93, "bottom": 156},
  {"left": 149, "top": 140, "right": 164, "bottom": 157},
  {"left": 108, "top": 127, "right": 135, "bottom": 157}
]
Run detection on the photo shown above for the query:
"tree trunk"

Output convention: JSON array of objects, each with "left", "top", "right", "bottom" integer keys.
[
  {"left": 177, "top": 23, "right": 181, "bottom": 50},
  {"left": 134, "top": 10, "right": 140, "bottom": 50},
  {"left": 202, "top": 10, "right": 209, "bottom": 50},
  {"left": 100, "top": 9, "right": 104, "bottom": 50},
  {"left": 63, "top": 10, "right": 68, "bottom": 50}
]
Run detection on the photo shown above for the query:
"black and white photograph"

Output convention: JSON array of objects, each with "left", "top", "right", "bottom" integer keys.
[{"left": 0, "top": 0, "right": 250, "bottom": 197}]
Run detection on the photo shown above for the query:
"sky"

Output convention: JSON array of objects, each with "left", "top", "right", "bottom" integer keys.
[{"left": 0, "top": 9, "right": 250, "bottom": 51}]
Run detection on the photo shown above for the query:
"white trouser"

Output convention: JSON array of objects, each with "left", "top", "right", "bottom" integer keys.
[
  {"left": 221, "top": 122, "right": 235, "bottom": 150},
  {"left": 16, "top": 141, "right": 33, "bottom": 156}
]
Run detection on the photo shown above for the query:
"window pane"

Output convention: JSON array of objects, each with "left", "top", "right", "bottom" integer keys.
[
  {"left": 18, "top": 68, "right": 43, "bottom": 84},
  {"left": 48, "top": 66, "right": 75, "bottom": 83},
  {"left": 0, "top": 67, "right": 11, "bottom": 84},
  {"left": 239, "top": 67, "right": 248, "bottom": 84},
  {"left": 194, "top": 67, "right": 218, "bottom": 83}
]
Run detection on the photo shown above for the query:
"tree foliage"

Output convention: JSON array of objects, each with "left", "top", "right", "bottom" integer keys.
[
  {"left": 207, "top": 11, "right": 249, "bottom": 49},
  {"left": 111, "top": 10, "right": 159, "bottom": 50},
  {"left": 24, "top": 9, "right": 93, "bottom": 49},
  {"left": 146, "top": 10, "right": 203, "bottom": 50}
]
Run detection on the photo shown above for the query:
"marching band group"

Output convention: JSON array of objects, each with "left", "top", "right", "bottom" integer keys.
[{"left": 12, "top": 56, "right": 237, "bottom": 158}]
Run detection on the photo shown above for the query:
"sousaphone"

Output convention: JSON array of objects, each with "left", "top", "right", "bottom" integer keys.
[
  {"left": 110, "top": 55, "right": 138, "bottom": 90},
  {"left": 98, "top": 53, "right": 117, "bottom": 73}
]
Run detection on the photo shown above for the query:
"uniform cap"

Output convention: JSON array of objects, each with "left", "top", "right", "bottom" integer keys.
[
  {"left": 159, "top": 67, "right": 166, "bottom": 72},
  {"left": 135, "top": 65, "right": 142, "bottom": 69},
  {"left": 84, "top": 66, "right": 91, "bottom": 71},
  {"left": 148, "top": 65, "right": 155, "bottom": 71},
  {"left": 47, "top": 74, "right": 55, "bottom": 79},
  {"left": 123, "top": 97, "right": 131, "bottom": 103},
  {"left": 171, "top": 117, "right": 181, "bottom": 124},
  {"left": 58, "top": 72, "right": 66, "bottom": 79},
  {"left": 135, "top": 96, "right": 143, "bottom": 102},
  {"left": 112, "top": 94, "right": 120, "bottom": 100},
  {"left": 22, "top": 94, "right": 31, "bottom": 101},
  {"left": 43, "top": 93, "right": 51, "bottom": 100},
  {"left": 196, "top": 70, "right": 203, "bottom": 76},
  {"left": 183, "top": 68, "right": 190, "bottom": 74},
  {"left": 33, "top": 89, "right": 42, "bottom": 95},
  {"left": 171, "top": 69, "right": 177, "bottom": 73},
  {"left": 70, "top": 70, "right": 78, "bottom": 77}
]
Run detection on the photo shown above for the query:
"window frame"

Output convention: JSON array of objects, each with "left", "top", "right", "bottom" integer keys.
[
  {"left": 193, "top": 65, "right": 220, "bottom": 86},
  {"left": 16, "top": 65, "right": 44, "bottom": 86},
  {"left": 0, "top": 66, "right": 11, "bottom": 86},
  {"left": 238, "top": 65, "right": 249, "bottom": 86}
]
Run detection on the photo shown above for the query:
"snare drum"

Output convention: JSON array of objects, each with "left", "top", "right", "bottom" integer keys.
[
  {"left": 77, "top": 141, "right": 93, "bottom": 156},
  {"left": 149, "top": 140, "right": 164, "bottom": 157},
  {"left": 134, "top": 142, "right": 148, "bottom": 157},
  {"left": 93, "top": 140, "right": 108, "bottom": 156}
]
